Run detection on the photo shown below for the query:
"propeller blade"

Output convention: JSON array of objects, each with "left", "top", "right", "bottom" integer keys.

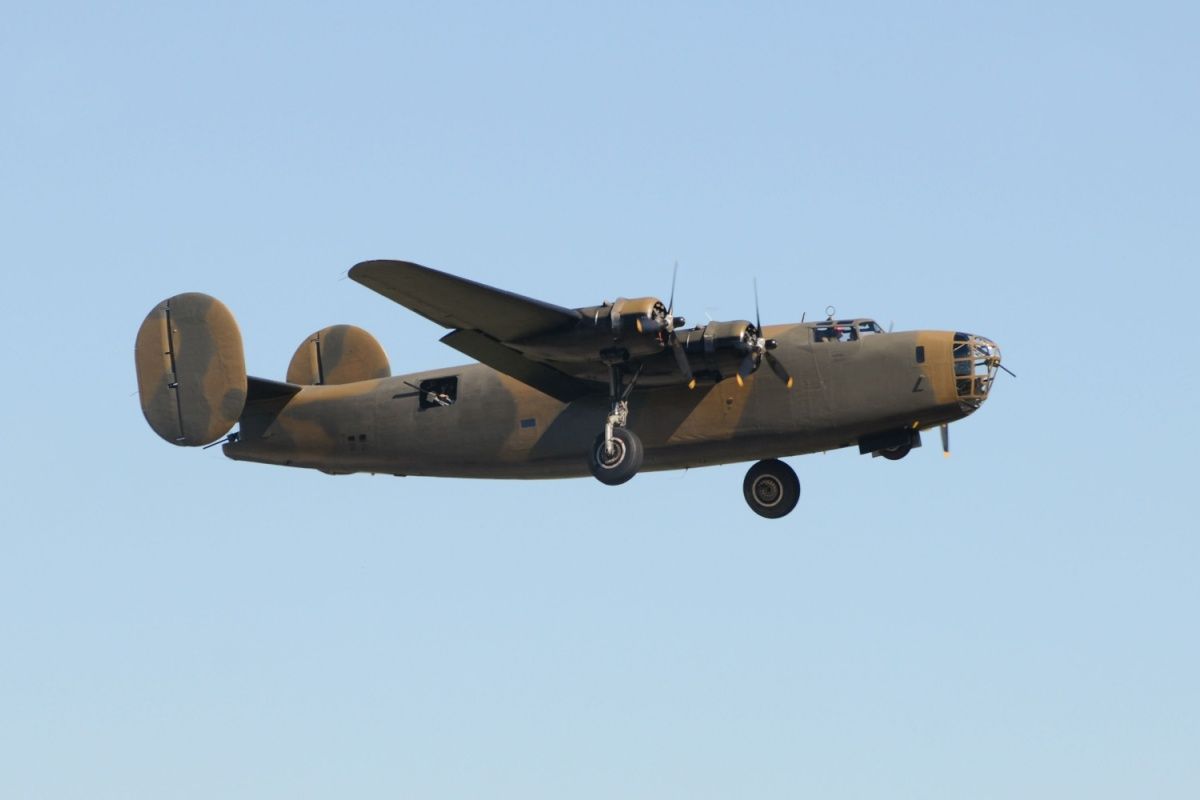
[
  {"left": 940, "top": 423, "right": 950, "bottom": 457},
  {"left": 668, "top": 260, "right": 678, "bottom": 315},
  {"left": 671, "top": 339, "right": 695, "bottom": 388},
  {"left": 753, "top": 277, "right": 761, "bottom": 333},
  {"left": 765, "top": 352, "right": 793, "bottom": 388},
  {"left": 998, "top": 362, "right": 1017, "bottom": 378},
  {"left": 737, "top": 353, "right": 757, "bottom": 381}
]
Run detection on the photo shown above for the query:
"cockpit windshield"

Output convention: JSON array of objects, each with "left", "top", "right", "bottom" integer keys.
[{"left": 812, "top": 319, "right": 883, "bottom": 343}]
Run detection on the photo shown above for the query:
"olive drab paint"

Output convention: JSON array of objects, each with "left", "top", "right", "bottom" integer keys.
[
  {"left": 286, "top": 324, "right": 391, "bottom": 386},
  {"left": 134, "top": 260, "right": 1006, "bottom": 517},
  {"left": 134, "top": 293, "right": 247, "bottom": 447}
]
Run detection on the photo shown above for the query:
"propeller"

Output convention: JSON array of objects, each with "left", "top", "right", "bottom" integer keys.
[
  {"left": 633, "top": 262, "right": 696, "bottom": 387},
  {"left": 940, "top": 423, "right": 950, "bottom": 457},
  {"left": 735, "top": 279, "right": 793, "bottom": 389},
  {"left": 663, "top": 262, "right": 695, "bottom": 389}
]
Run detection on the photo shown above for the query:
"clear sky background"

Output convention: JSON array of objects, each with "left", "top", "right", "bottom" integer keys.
[{"left": 2, "top": 2, "right": 1198, "bottom": 798}]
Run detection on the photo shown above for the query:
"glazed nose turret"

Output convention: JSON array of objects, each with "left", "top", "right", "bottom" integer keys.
[{"left": 952, "top": 333, "right": 1002, "bottom": 412}]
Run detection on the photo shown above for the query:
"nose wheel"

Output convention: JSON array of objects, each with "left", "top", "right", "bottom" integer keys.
[
  {"left": 878, "top": 443, "right": 912, "bottom": 461},
  {"left": 743, "top": 459, "right": 800, "bottom": 518}
]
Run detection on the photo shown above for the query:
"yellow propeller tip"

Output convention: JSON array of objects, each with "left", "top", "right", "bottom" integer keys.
[
  {"left": 636, "top": 319, "right": 643, "bottom": 333},
  {"left": 943, "top": 452, "right": 951, "bottom": 458},
  {"left": 687, "top": 379, "right": 696, "bottom": 390},
  {"left": 736, "top": 374, "right": 744, "bottom": 387},
  {"left": 786, "top": 378, "right": 794, "bottom": 389}
]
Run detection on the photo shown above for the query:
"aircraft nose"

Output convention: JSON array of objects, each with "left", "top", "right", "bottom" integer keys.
[{"left": 952, "top": 332, "right": 1002, "bottom": 412}]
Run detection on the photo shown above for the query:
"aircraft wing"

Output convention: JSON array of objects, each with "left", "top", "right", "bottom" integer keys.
[
  {"left": 439, "top": 330, "right": 592, "bottom": 402},
  {"left": 349, "top": 260, "right": 581, "bottom": 342},
  {"left": 350, "top": 259, "right": 596, "bottom": 400}
]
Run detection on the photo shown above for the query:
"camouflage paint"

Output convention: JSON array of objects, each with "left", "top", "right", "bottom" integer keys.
[
  {"left": 135, "top": 276, "right": 1001, "bottom": 482},
  {"left": 222, "top": 325, "right": 991, "bottom": 479},
  {"left": 134, "top": 293, "right": 246, "bottom": 446},
  {"left": 286, "top": 324, "right": 392, "bottom": 386}
]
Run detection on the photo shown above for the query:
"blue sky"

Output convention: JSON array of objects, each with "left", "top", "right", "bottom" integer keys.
[{"left": 2, "top": 2, "right": 1198, "bottom": 797}]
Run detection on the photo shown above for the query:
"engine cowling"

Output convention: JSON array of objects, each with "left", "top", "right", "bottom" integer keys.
[
  {"left": 606, "top": 296, "right": 674, "bottom": 357},
  {"left": 514, "top": 296, "right": 678, "bottom": 362},
  {"left": 677, "top": 320, "right": 758, "bottom": 381}
]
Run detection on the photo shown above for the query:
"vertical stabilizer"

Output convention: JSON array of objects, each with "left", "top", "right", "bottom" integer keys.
[{"left": 134, "top": 293, "right": 247, "bottom": 446}]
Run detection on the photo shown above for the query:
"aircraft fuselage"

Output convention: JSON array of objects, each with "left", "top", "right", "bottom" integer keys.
[{"left": 223, "top": 325, "right": 974, "bottom": 478}]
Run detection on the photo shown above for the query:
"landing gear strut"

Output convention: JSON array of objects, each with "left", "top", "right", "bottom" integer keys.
[
  {"left": 743, "top": 459, "right": 800, "bottom": 518},
  {"left": 588, "top": 364, "right": 645, "bottom": 485}
]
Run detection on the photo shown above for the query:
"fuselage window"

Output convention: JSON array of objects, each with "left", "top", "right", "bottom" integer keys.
[{"left": 418, "top": 376, "right": 458, "bottom": 409}]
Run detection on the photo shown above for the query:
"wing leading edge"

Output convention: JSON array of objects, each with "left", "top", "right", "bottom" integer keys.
[
  {"left": 349, "top": 259, "right": 594, "bottom": 400},
  {"left": 349, "top": 260, "right": 581, "bottom": 341}
]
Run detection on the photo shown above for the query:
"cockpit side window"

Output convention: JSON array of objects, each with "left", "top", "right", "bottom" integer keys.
[
  {"left": 857, "top": 320, "right": 883, "bottom": 335},
  {"left": 813, "top": 322, "right": 857, "bottom": 343}
]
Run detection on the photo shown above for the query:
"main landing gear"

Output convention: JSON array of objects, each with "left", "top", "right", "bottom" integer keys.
[
  {"left": 743, "top": 459, "right": 801, "bottom": 519},
  {"left": 588, "top": 426, "right": 643, "bottom": 485},
  {"left": 584, "top": 365, "right": 802, "bottom": 518},
  {"left": 588, "top": 364, "right": 645, "bottom": 486}
]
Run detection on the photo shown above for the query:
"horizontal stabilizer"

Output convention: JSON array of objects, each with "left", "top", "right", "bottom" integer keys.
[{"left": 246, "top": 376, "right": 302, "bottom": 404}]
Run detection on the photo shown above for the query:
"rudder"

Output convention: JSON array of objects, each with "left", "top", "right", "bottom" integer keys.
[{"left": 134, "top": 292, "right": 247, "bottom": 446}]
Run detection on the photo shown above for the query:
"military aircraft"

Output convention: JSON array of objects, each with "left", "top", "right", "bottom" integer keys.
[{"left": 133, "top": 259, "right": 1007, "bottom": 518}]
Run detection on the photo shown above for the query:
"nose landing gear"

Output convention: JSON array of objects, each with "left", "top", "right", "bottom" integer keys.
[
  {"left": 743, "top": 459, "right": 800, "bottom": 518},
  {"left": 878, "top": 443, "right": 912, "bottom": 461}
]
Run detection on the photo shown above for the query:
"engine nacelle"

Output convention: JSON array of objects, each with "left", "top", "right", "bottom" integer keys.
[
  {"left": 604, "top": 296, "right": 674, "bottom": 358},
  {"left": 677, "top": 320, "right": 757, "bottom": 381},
  {"left": 515, "top": 296, "right": 675, "bottom": 362},
  {"left": 286, "top": 325, "right": 391, "bottom": 385}
]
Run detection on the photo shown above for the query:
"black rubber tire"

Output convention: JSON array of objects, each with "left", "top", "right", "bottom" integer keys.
[
  {"left": 879, "top": 444, "right": 912, "bottom": 461},
  {"left": 588, "top": 428, "right": 644, "bottom": 486},
  {"left": 742, "top": 459, "right": 801, "bottom": 519}
]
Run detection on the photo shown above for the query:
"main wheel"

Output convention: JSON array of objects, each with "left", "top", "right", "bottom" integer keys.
[
  {"left": 743, "top": 459, "right": 800, "bottom": 519},
  {"left": 588, "top": 428, "right": 644, "bottom": 486},
  {"left": 879, "top": 444, "right": 912, "bottom": 461}
]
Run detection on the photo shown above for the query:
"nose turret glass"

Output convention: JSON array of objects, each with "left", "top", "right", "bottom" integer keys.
[{"left": 953, "top": 333, "right": 1001, "bottom": 411}]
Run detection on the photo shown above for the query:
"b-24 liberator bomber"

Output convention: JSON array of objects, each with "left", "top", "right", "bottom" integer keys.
[{"left": 134, "top": 260, "right": 1008, "bottom": 518}]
